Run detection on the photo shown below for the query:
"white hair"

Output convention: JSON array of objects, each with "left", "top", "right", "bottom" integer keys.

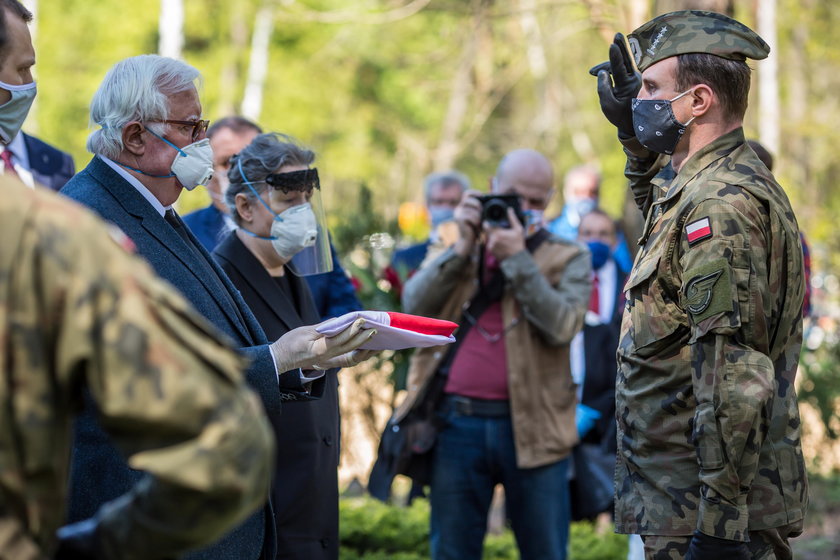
[{"left": 86, "top": 55, "right": 201, "bottom": 158}]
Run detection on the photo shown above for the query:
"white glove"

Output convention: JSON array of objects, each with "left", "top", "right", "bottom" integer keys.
[{"left": 270, "top": 318, "right": 378, "bottom": 372}]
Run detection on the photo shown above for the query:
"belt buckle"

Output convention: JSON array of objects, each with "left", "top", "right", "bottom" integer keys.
[{"left": 453, "top": 396, "right": 472, "bottom": 416}]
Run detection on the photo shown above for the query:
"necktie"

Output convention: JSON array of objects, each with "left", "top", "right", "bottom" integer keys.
[
  {"left": 1, "top": 149, "right": 18, "bottom": 177},
  {"left": 164, "top": 208, "right": 249, "bottom": 331},
  {"left": 589, "top": 272, "right": 600, "bottom": 315}
]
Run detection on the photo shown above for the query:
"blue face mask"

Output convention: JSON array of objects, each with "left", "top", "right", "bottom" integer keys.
[
  {"left": 429, "top": 206, "right": 455, "bottom": 228},
  {"left": 0, "top": 80, "right": 36, "bottom": 144},
  {"left": 587, "top": 240, "right": 611, "bottom": 270},
  {"left": 568, "top": 198, "right": 597, "bottom": 219}
]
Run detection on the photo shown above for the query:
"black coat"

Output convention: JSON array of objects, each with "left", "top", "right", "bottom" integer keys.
[
  {"left": 214, "top": 232, "right": 341, "bottom": 560},
  {"left": 579, "top": 261, "right": 626, "bottom": 449}
]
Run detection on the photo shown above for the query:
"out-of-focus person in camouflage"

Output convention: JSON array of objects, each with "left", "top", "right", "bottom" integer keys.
[
  {"left": 592, "top": 10, "right": 808, "bottom": 560},
  {"left": 0, "top": 173, "right": 275, "bottom": 560}
]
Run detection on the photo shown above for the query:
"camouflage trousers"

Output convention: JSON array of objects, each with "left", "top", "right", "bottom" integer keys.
[{"left": 640, "top": 522, "right": 803, "bottom": 560}]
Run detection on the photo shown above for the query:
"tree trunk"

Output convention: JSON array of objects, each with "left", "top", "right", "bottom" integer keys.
[
  {"left": 757, "top": 0, "right": 779, "bottom": 156},
  {"left": 158, "top": 0, "right": 184, "bottom": 59},
  {"left": 241, "top": 3, "right": 275, "bottom": 122},
  {"left": 219, "top": 6, "right": 248, "bottom": 117}
]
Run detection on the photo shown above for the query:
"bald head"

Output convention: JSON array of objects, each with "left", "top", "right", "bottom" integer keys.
[
  {"left": 563, "top": 164, "right": 600, "bottom": 204},
  {"left": 493, "top": 149, "right": 554, "bottom": 211}
]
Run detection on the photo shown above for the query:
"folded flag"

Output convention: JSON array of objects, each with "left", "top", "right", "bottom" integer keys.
[{"left": 316, "top": 310, "right": 458, "bottom": 351}]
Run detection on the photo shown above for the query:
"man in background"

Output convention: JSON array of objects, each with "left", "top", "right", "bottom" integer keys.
[
  {"left": 390, "top": 170, "right": 470, "bottom": 282},
  {"left": 0, "top": 0, "right": 73, "bottom": 190},
  {"left": 547, "top": 164, "right": 600, "bottom": 241},
  {"left": 397, "top": 149, "right": 590, "bottom": 560}
]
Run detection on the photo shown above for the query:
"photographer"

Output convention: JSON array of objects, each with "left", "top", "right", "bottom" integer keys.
[{"left": 399, "top": 149, "right": 591, "bottom": 560}]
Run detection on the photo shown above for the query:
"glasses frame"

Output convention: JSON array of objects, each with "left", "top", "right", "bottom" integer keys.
[{"left": 159, "top": 119, "right": 210, "bottom": 141}]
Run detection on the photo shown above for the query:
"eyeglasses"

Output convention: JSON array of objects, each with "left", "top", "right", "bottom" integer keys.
[{"left": 158, "top": 119, "right": 210, "bottom": 141}]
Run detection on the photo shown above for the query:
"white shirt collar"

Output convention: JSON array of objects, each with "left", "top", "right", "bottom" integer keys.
[
  {"left": 99, "top": 155, "right": 171, "bottom": 217},
  {"left": 3, "top": 132, "right": 34, "bottom": 187}
]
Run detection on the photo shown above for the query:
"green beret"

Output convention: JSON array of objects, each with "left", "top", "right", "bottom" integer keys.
[{"left": 628, "top": 10, "right": 770, "bottom": 72}]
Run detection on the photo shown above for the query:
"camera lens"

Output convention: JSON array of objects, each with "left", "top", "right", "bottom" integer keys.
[{"left": 484, "top": 200, "right": 507, "bottom": 223}]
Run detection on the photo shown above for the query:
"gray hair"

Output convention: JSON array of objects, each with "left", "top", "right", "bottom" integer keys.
[
  {"left": 225, "top": 133, "right": 315, "bottom": 226},
  {"left": 423, "top": 170, "right": 470, "bottom": 203},
  {"left": 86, "top": 55, "right": 201, "bottom": 159}
]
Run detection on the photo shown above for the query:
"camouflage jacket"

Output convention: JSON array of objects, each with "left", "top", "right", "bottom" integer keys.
[
  {"left": 615, "top": 128, "right": 808, "bottom": 541},
  {"left": 0, "top": 178, "right": 274, "bottom": 560}
]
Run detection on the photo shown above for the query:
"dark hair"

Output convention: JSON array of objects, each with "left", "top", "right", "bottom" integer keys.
[
  {"left": 225, "top": 133, "right": 316, "bottom": 226},
  {"left": 746, "top": 139, "right": 774, "bottom": 171},
  {"left": 0, "top": 1, "right": 32, "bottom": 63},
  {"left": 675, "top": 53, "right": 751, "bottom": 120},
  {"left": 207, "top": 116, "right": 262, "bottom": 139}
]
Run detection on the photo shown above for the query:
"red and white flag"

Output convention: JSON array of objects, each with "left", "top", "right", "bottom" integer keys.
[{"left": 685, "top": 217, "right": 712, "bottom": 245}]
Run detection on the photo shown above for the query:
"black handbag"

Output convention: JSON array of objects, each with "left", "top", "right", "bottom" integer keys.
[{"left": 569, "top": 442, "right": 616, "bottom": 521}]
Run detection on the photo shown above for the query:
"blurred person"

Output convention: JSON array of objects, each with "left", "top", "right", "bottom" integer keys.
[
  {"left": 390, "top": 170, "right": 470, "bottom": 280},
  {"left": 569, "top": 209, "right": 624, "bottom": 482},
  {"left": 1, "top": 172, "right": 275, "bottom": 560},
  {"left": 593, "top": 10, "right": 807, "bottom": 559},
  {"left": 184, "top": 116, "right": 361, "bottom": 320},
  {"left": 212, "top": 133, "right": 358, "bottom": 560},
  {"left": 61, "top": 55, "right": 377, "bottom": 560},
  {"left": 547, "top": 164, "right": 601, "bottom": 241},
  {"left": 0, "top": 0, "right": 73, "bottom": 190},
  {"left": 183, "top": 116, "right": 260, "bottom": 250},
  {"left": 395, "top": 149, "right": 591, "bottom": 560}
]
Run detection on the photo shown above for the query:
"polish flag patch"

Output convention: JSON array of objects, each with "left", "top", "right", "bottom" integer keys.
[{"left": 685, "top": 217, "right": 712, "bottom": 245}]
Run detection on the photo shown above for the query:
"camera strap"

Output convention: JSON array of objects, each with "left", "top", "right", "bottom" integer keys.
[{"left": 437, "top": 227, "right": 551, "bottom": 376}]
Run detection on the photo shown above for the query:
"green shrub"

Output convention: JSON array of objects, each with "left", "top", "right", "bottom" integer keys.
[{"left": 339, "top": 496, "right": 628, "bottom": 559}]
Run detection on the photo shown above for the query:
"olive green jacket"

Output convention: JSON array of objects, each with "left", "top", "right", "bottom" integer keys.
[{"left": 395, "top": 235, "right": 590, "bottom": 469}]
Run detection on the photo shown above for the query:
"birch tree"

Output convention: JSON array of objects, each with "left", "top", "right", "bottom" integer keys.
[
  {"left": 158, "top": 0, "right": 184, "bottom": 59},
  {"left": 242, "top": 2, "right": 275, "bottom": 122}
]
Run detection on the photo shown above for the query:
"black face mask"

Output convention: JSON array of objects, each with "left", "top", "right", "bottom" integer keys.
[{"left": 631, "top": 89, "right": 695, "bottom": 155}]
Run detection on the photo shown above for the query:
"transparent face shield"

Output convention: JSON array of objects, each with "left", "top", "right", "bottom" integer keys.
[
  {"left": 237, "top": 161, "right": 333, "bottom": 276},
  {"left": 269, "top": 168, "right": 333, "bottom": 276}
]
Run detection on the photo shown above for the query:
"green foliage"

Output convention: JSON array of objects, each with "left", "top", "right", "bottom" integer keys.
[
  {"left": 339, "top": 497, "right": 628, "bottom": 560},
  {"left": 800, "top": 331, "right": 840, "bottom": 440}
]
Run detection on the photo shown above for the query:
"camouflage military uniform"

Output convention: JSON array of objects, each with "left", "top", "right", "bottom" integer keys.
[
  {"left": 615, "top": 128, "right": 808, "bottom": 546},
  {"left": 0, "top": 177, "right": 274, "bottom": 560}
]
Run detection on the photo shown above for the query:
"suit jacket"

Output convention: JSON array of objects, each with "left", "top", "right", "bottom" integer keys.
[
  {"left": 580, "top": 260, "right": 626, "bottom": 448},
  {"left": 391, "top": 239, "right": 430, "bottom": 277},
  {"left": 182, "top": 203, "right": 361, "bottom": 321},
  {"left": 22, "top": 132, "right": 75, "bottom": 191},
  {"left": 214, "top": 232, "right": 341, "bottom": 560},
  {"left": 60, "top": 156, "right": 321, "bottom": 560},
  {"left": 183, "top": 202, "right": 230, "bottom": 251}
]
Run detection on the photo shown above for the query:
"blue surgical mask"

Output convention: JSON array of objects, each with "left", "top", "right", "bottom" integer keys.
[
  {"left": 568, "top": 198, "right": 596, "bottom": 219},
  {"left": 0, "top": 80, "right": 36, "bottom": 144},
  {"left": 586, "top": 240, "right": 611, "bottom": 270},
  {"left": 429, "top": 206, "right": 455, "bottom": 228}
]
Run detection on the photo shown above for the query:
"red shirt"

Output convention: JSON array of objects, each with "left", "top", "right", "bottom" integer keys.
[{"left": 444, "top": 252, "right": 509, "bottom": 400}]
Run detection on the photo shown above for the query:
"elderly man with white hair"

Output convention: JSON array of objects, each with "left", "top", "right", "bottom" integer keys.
[{"left": 60, "top": 54, "right": 377, "bottom": 559}]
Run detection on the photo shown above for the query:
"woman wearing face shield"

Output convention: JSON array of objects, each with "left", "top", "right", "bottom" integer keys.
[{"left": 212, "top": 133, "right": 346, "bottom": 560}]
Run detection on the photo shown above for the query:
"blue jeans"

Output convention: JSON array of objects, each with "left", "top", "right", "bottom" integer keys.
[{"left": 429, "top": 407, "right": 570, "bottom": 560}]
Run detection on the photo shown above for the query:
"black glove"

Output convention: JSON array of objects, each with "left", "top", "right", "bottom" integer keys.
[
  {"left": 685, "top": 531, "right": 751, "bottom": 560},
  {"left": 589, "top": 33, "right": 642, "bottom": 140},
  {"left": 54, "top": 519, "right": 103, "bottom": 559}
]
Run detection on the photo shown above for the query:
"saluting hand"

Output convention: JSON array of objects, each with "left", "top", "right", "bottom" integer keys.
[{"left": 590, "top": 33, "right": 642, "bottom": 140}]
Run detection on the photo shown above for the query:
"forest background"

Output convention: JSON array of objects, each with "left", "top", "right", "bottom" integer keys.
[{"left": 21, "top": 0, "right": 840, "bottom": 554}]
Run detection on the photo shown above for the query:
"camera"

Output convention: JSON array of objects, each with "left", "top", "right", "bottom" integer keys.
[{"left": 475, "top": 194, "right": 525, "bottom": 228}]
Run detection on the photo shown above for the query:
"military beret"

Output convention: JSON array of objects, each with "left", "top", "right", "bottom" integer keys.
[{"left": 628, "top": 10, "right": 770, "bottom": 72}]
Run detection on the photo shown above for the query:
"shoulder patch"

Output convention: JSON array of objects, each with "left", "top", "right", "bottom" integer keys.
[
  {"left": 685, "top": 217, "right": 712, "bottom": 245},
  {"left": 683, "top": 258, "right": 733, "bottom": 323}
]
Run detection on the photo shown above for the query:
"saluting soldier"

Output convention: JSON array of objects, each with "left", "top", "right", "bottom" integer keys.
[{"left": 592, "top": 11, "right": 808, "bottom": 560}]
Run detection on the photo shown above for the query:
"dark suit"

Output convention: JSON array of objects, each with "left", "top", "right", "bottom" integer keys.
[
  {"left": 60, "top": 156, "right": 318, "bottom": 559},
  {"left": 182, "top": 202, "right": 229, "bottom": 251},
  {"left": 579, "top": 260, "right": 625, "bottom": 448},
  {"left": 391, "top": 239, "right": 430, "bottom": 277},
  {"left": 214, "top": 232, "right": 340, "bottom": 560},
  {"left": 21, "top": 132, "right": 75, "bottom": 190},
  {"left": 183, "top": 203, "right": 362, "bottom": 321}
]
